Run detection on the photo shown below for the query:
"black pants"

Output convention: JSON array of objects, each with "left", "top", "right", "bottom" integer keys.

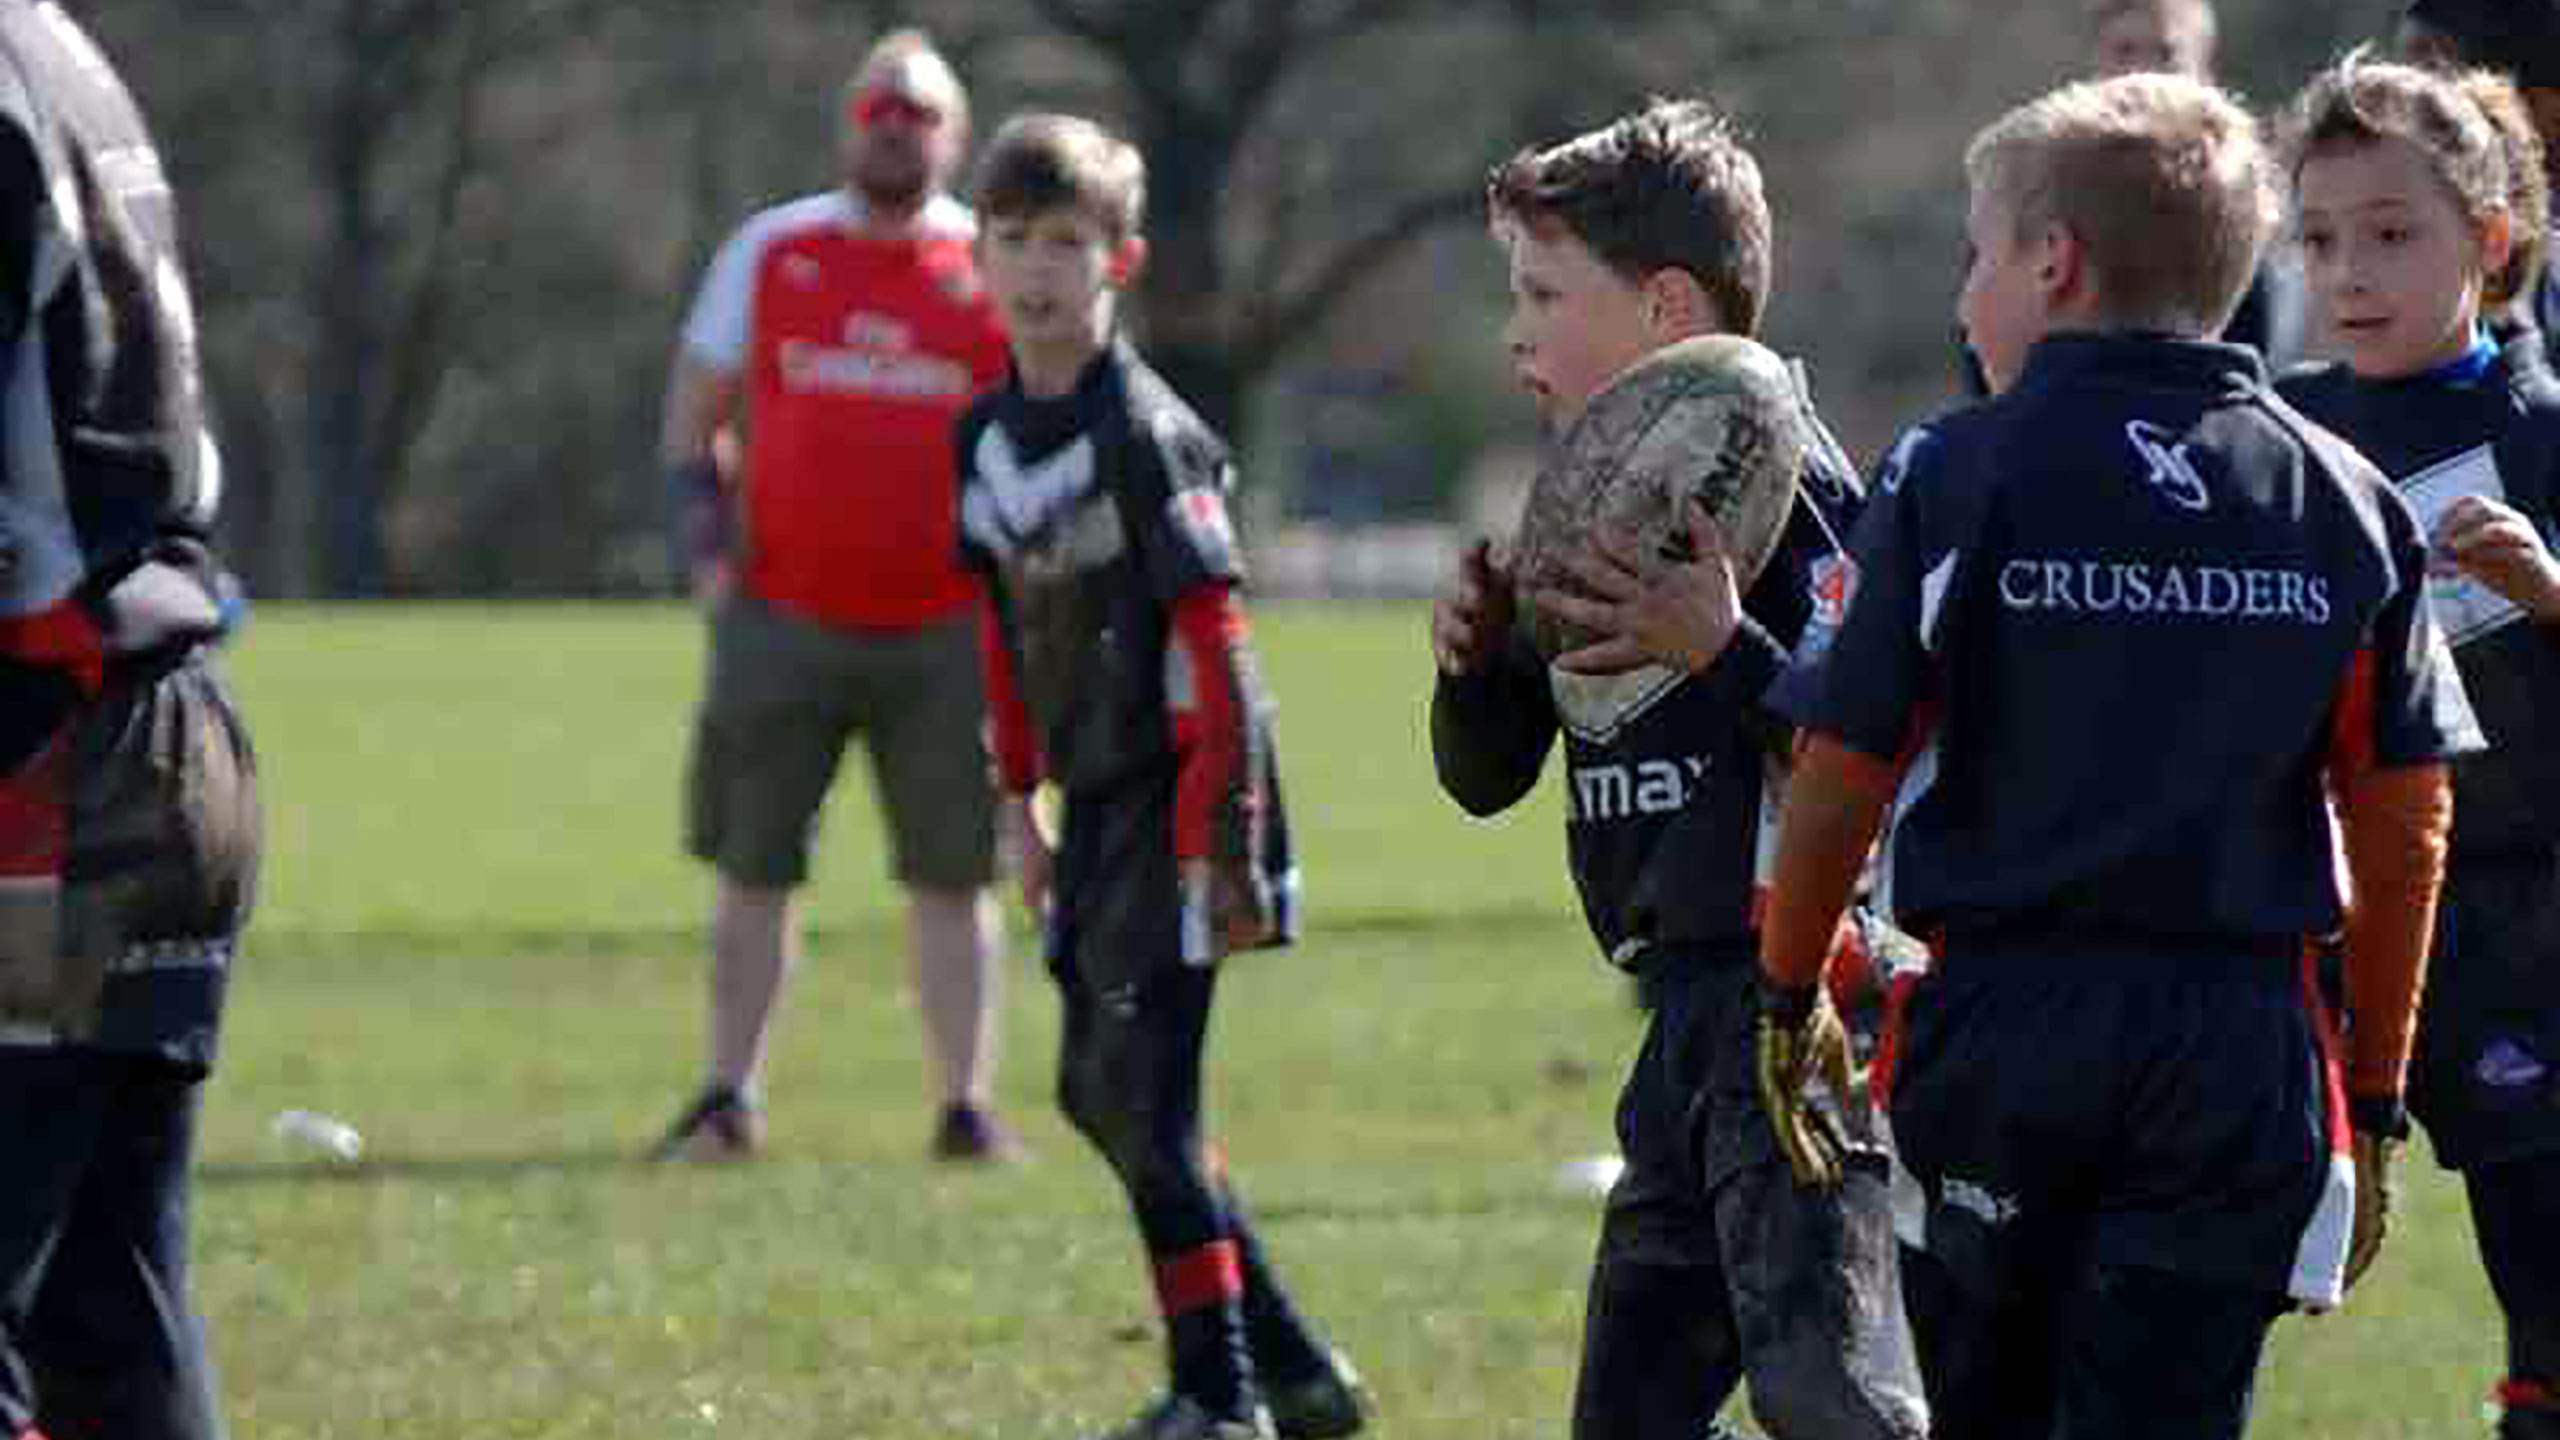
[
  {"left": 0, "top": 1048, "right": 223, "bottom": 1440},
  {"left": 1575, "top": 956, "right": 1924, "bottom": 1440},
  {"left": 2470, "top": 1151, "right": 2560, "bottom": 1439},
  {"left": 1049, "top": 776, "right": 1329, "bottom": 1411}
]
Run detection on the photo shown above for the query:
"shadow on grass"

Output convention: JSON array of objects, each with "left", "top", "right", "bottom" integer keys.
[{"left": 199, "top": 1146, "right": 657, "bottom": 1187}]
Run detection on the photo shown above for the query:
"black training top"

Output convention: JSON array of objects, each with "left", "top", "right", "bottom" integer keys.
[
  {"left": 1776, "top": 332, "right": 2481, "bottom": 944},
  {"left": 956, "top": 338, "right": 1247, "bottom": 799},
  {"left": 2280, "top": 329, "right": 2560, "bottom": 860},
  {"left": 1432, "top": 410, "right": 1866, "bottom": 968}
]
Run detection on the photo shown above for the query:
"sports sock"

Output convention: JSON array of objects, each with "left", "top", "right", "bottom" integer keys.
[
  {"left": 2500, "top": 1378, "right": 2560, "bottom": 1439},
  {"left": 1156, "top": 1240, "right": 1254, "bottom": 1415}
]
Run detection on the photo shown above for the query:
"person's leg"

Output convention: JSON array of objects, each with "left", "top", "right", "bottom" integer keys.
[
  {"left": 2049, "top": 1262, "right": 2281, "bottom": 1440},
  {"left": 0, "top": 1047, "right": 102, "bottom": 1440},
  {"left": 662, "top": 595, "right": 849, "bottom": 1159},
  {"left": 870, "top": 616, "right": 1008, "bottom": 1156},
  {"left": 2467, "top": 1153, "right": 2560, "bottom": 1440},
  {"left": 1571, "top": 975, "right": 1746, "bottom": 1440},
  {"left": 1570, "top": 1220, "right": 1743, "bottom": 1440},
  {"left": 1200, "top": 1147, "right": 1366, "bottom": 1438},
  {"left": 1897, "top": 1239, "right": 2057, "bottom": 1440},
  {"left": 27, "top": 1061, "right": 223, "bottom": 1440},
  {"left": 707, "top": 881, "right": 799, "bottom": 1101},
  {"left": 1058, "top": 962, "right": 1258, "bottom": 1427},
  {"left": 908, "top": 882, "right": 1007, "bottom": 1146}
]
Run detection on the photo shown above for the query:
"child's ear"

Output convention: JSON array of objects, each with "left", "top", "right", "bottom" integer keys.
[
  {"left": 1109, "top": 235, "right": 1148, "bottom": 287},
  {"left": 2478, "top": 206, "right": 2516, "bottom": 291},
  {"left": 2033, "top": 222, "right": 2085, "bottom": 306},
  {"left": 1641, "top": 268, "right": 1720, "bottom": 337}
]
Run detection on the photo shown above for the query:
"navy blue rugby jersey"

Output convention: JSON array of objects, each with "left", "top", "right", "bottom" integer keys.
[
  {"left": 1775, "top": 333, "right": 2480, "bottom": 943},
  {"left": 2279, "top": 330, "right": 2560, "bottom": 859},
  {"left": 1433, "top": 426, "right": 1866, "bottom": 967},
  {"left": 957, "top": 339, "right": 1248, "bottom": 797}
]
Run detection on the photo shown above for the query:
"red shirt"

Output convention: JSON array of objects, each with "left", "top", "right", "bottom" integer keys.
[{"left": 682, "top": 191, "right": 1007, "bottom": 629}]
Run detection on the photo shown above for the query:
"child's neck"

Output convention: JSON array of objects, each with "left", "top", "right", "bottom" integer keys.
[{"left": 1014, "top": 333, "right": 1109, "bottom": 399}]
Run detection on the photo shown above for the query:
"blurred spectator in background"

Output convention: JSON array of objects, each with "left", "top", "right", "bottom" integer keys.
[{"left": 651, "top": 28, "right": 1019, "bottom": 1165}]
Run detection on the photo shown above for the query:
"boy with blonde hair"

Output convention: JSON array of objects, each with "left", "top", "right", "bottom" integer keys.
[
  {"left": 959, "top": 113, "right": 1361, "bottom": 1440},
  {"left": 1757, "top": 73, "right": 2478, "bottom": 1439}
]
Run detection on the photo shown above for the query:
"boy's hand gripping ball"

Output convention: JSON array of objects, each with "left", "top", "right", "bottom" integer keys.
[{"left": 1507, "top": 334, "right": 1809, "bottom": 661}]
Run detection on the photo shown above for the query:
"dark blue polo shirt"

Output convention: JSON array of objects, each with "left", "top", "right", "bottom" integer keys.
[{"left": 1776, "top": 333, "right": 2481, "bottom": 944}]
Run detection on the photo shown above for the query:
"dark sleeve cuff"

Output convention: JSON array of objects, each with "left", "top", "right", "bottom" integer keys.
[{"left": 1697, "top": 616, "right": 1784, "bottom": 708}]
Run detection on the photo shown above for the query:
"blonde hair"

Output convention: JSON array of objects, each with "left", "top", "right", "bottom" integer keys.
[
  {"left": 974, "top": 113, "right": 1148, "bottom": 241},
  {"left": 1967, "top": 72, "right": 2275, "bottom": 335},
  {"left": 2280, "top": 53, "right": 2529, "bottom": 302},
  {"left": 847, "top": 27, "right": 970, "bottom": 147}
]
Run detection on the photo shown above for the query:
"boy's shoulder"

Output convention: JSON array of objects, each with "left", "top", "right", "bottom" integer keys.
[{"left": 1109, "top": 340, "right": 1233, "bottom": 490}]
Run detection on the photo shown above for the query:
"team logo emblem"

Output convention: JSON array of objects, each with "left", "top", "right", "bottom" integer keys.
[
  {"left": 1809, "top": 553, "right": 1858, "bottom": 628},
  {"left": 1171, "top": 488, "right": 1235, "bottom": 556},
  {"left": 2125, "top": 420, "right": 2211, "bottom": 513}
]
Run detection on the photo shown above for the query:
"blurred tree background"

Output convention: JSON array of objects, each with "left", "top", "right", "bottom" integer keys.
[{"left": 86, "top": 0, "right": 2395, "bottom": 598}]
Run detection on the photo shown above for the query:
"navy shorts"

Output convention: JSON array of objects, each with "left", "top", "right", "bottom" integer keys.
[
  {"left": 2410, "top": 852, "right": 2560, "bottom": 1170},
  {"left": 1886, "top": 935, "right": 2325, "bottom": 1440}
]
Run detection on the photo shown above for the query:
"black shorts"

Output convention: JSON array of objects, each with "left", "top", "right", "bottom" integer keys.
[
  {"left": 1887, "top": 935, "right": 2328, "bottom": 1301},
  {"left": 1047, "top": 768, "right": 1188, "bottom": 1001},
  {"left": 2410, "top": 851, "right": 2560, "bottom": 1170},
  {"left": 64, "top": 660, "right": 256, "bottom": 1070}
]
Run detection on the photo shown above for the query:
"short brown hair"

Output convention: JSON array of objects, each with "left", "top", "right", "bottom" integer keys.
[
  {"left": 2283, "top": 54, "right": 2540, "bottom": 306},
  {"left": 1967, "top": 72, "right": 2275, "bottom": 335},
  {"left": 973, "top": 113, "right": 1147, "bottom": 242},
  {"left": 1485, "top": 98, "right": 1773, "bottom": 337}
]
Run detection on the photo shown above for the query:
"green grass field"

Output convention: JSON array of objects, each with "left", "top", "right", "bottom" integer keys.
[{"left": 202, "top": 602, "right": 2500, "bottom": 1438}]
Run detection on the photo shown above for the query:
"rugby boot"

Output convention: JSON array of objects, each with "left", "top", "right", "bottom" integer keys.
[{"left": 648, "top": 1083, "right": 764, "bottom": 1162}]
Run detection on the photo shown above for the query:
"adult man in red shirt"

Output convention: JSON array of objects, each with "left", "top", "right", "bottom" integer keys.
[{"left": 652, "top": 28, "right": 1015, "bottom": 1163}]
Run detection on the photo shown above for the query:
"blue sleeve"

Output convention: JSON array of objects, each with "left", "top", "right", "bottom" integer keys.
[{"left": 1770, "top": 428, "right": 1939, "bottom": 763}]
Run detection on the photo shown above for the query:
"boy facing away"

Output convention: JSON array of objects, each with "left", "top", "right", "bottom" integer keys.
[
  {"left": 956, "top": 114, "right": 1365, "bottom": 1440},
  {"left": 1754, "top": 72, "right": 2478, "bottom": 1440},
  {"left": 1428, "top": 98, "right": 1926, "bottom": 1440}
]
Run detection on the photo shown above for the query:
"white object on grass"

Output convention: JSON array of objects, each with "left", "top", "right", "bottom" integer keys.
[{"left": 270, "top": 1109, "right": 364, "bottom": 1162}]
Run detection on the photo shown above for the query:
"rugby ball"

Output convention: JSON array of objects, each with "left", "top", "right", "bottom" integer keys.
[{"left": 1509, "top": 334, "right": 1808, "bottom": 660}]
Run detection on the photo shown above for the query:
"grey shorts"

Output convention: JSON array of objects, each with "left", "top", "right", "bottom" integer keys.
[{"left": 684, "top": 593, "right": 994, "bottom": 890}]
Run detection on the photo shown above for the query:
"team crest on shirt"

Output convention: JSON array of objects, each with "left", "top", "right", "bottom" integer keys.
[
  {"left": 1169, "top": 486, "right": 1237, "bottom": 570},
  {"left": 2125, "top": 421, "right": 2211, "bottom": 513},
  {"left": 1792, "top": 552, "right": 1859, "bottom": 669}
]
